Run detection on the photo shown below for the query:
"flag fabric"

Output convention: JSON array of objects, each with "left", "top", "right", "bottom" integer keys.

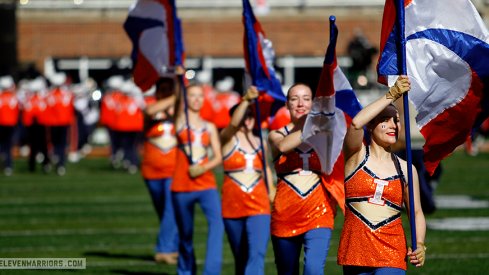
[
  {"left": 302, "top": 16, "right": 362, "bottom": 175},
  {"left": 377, "top": 0, "right": 489, "bottom": 174},
  {"left": 301, "top": 16, "right": 362, "bottom": 213},
  {"left": 242, "top": 0, "right": 286, "bottom": 120},
  {"left": 124, "top": 0, "right": 185, "bottom": 91}
]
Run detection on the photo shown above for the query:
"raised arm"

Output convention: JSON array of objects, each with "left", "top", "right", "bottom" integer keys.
[
  {"left": 144, "top": 95, "right": 176, "bottom": 117},
  {"left": 343, "top": 75, "right": 410, "bottom": 160},
  {"left": 220, "top": 86, "right": 259, "bottom": 145}
]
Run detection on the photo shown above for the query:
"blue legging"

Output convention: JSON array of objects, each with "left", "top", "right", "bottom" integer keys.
[
  {"left": 272, "top": 228, "right": 332, "bottom": 275},
  {"left": 224, "top": 215, "right": 271, "bottom": 275},
  {"left": 144, "top": 178, "right": 179, "bottom": 253},
  {"left": 343, "top": 266, "right": 405, "bottom": 275},
  {"left": 172, "top": 189, "right": 224, "bottom": 275}
]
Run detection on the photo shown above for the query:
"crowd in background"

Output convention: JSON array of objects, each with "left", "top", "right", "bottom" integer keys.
[{"left": 0, "top": 72, "right": 292, "bottom": 177}]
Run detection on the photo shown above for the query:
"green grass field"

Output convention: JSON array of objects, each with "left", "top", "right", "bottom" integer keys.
[{"left": 1, "top": 150, "right": 488, "bottom": 274}]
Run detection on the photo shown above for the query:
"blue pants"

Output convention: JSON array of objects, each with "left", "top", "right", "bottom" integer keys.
[
  {"left": 172, "top": 189, "right": 224, "bottom": 275},
  {"left": 272, "top": 228, "right": 332, "bottom": 275},
  {"left": 224, "top": 215, "right": 271, "bottom": 275},
  {"left": 144, "top": 178, "right": 179, "bottom": 253},
  {"left": 343, "top": 266, "right": 405, "bottom": 275}
]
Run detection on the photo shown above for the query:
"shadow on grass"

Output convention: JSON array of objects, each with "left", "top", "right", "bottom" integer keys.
[
  {"left": 111, "top": 270, "right": 172, "bottom": 275},
  {"left": 84, "top": 251, "right": 153, "bottom": 261},
  {"left": 83, "top": 251, "right": 176, "bottom": 275}
]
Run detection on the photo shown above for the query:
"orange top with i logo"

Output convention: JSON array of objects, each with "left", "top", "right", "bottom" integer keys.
[
  {"left": 337, "top": 146, "right": 407, "bottom": 270},
  {"left": 171, "top": 123, "right": 217, "bottom": 192},
  {"left": 221, "top": 136, "right": 270, "bottom": 218},
  {"left": 271, "top": 126, "right": 335, "bottom": 238},
  {"left": 141, "top": 121, "right": 177, "bottom": 179}
]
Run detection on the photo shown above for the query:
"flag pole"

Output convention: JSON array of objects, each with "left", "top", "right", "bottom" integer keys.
[
  {"left": 395, "top": 0, "right": 417, "bottom": 251},
  {"left": 253, "top": 99, "right": 270, "bottom": 193},
  {"left": 177, "top": 74, "right": 193, "bottom": 164}
]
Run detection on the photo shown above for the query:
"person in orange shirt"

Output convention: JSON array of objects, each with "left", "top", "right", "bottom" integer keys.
[
  {"left": 0, "top": 76, "right": 19, "bottom": 176},
  {"left": 22, "top": 78, "right": 50, "bottom": 172},
  {"left": 113, "top": 81, "right": 144, "bottom": 174},
  {"left": 268, "top": 83, "right": 342, "bottom": 275},
  {"left": 141, "top": 77, "right": 179, "bottom": 265},
  {"left": 338, "top": 76, "right": 426, "bottom": 274},
  {"left": 171, "top": 84, "right": 224, "bottom": 275},
  {"left": 45, "top": 73, "right": 74, "bottom": 176},
  {"left": 220, "top": 86, "right": 275, "bottom": 275},
  {"left": 101, "top": 76, "right": 124, "bottom": 169}
]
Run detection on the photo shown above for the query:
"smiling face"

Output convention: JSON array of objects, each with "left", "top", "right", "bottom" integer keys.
[
  {"left": 186, "top": 85, "right": 204, "bottom": 112},
  {"left": 286, "top": 84, "right": 313, "bottom": 122},
  {"left": 369, "top": 105, "right": 401, "bottom": 147}
]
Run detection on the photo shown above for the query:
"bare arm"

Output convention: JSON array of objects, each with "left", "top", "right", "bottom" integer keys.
[
  {"left": 343, "top": 125, "right": 365, "bottom": 161},
  {"left": 220, "top": 86, "right": 258, "bottom": 145},
  {"left": 144, "top": 95, "right": 176, "bottom": 117},
  {"left": 202, "top": 122, "right": 223, "bottom": 172},
  {"left": 404, "top": 165, "right": 427, "bottom": 267},
  {"left": 268, "top": 127, "right": 303, "bottom": 158},
  {"left": 343, "top": 76, "right": 411, "bottom": 160},
  {"left": 351, "top": 75, "right": 410, "bottom": 129},
  {"left": 261, "top": 140, "right": 276, "bottom": 202}
]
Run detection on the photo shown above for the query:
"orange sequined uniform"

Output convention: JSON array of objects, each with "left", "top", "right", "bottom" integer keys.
[
  {"left": 171, "top": 123, "right": 217, "bottom": 192},
  {"left": 221, "top": 136, "right": 270, "bottom": 218},
  {"left": 338, "top": 146, "right": 407, "bottom": 270},
  {"left": 141, "top": 121, "right": 177, "bottom": 179},
  {"left": 271, "top": 127, "right": 335, "bottom": 238}
]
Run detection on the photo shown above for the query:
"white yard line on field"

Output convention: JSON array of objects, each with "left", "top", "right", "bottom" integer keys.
[{"left": 435, "top": 195, "right": 489, "bottom": 209}]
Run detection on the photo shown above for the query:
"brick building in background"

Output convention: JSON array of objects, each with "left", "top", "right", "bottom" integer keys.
[{"left": 12, "top": 0, "right": 489, "bottom": 91}]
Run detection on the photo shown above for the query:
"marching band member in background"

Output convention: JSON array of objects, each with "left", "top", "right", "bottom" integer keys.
[
  {"left": 45, "top": 73, "right": 74, "bottom": 176},
  {"left": 0, "top": 76, "right": 19, "bottom": 176},
  {"left": 22, "top": 77, "right": 50, "bottom": 173},
  {"left": 101, "top": 76, "right": 124, "bottom": 169},
  {"left": 113, "top": 80, "right": 144, "bottom": 174}
]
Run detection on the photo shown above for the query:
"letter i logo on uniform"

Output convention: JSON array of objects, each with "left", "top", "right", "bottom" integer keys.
[{"left": 368, "top": 179, "right": 389, "bottom": 206}]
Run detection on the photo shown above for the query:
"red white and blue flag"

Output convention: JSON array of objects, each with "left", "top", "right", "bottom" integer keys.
[
  {"left": 303, "top": 16, "right": 362, "bottom": 175},
  {"left": 242, "top": 0, "right": 286, "bottom": 119},
  {"left": 124, "top": 0, "right": 185, "bottom": 92},
  {"left": 377, "top": 0, "right": 489, "bottom": 174}
]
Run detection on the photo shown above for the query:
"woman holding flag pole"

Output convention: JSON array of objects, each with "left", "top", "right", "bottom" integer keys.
[
  {"left": 267, "top": 15, "right": 347, "bottom": 275},
  {"left": 220, "top": 85, "right": 275, "bottom": 275},
  {"left": 141, "top": 75, "right": 180, "bottom": 265},
  {"left": 338, "top": 75, "right": 427, "bottom": 274},
  {"left": 171, "top": 82, "right": 224, "bottom": 275}
]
